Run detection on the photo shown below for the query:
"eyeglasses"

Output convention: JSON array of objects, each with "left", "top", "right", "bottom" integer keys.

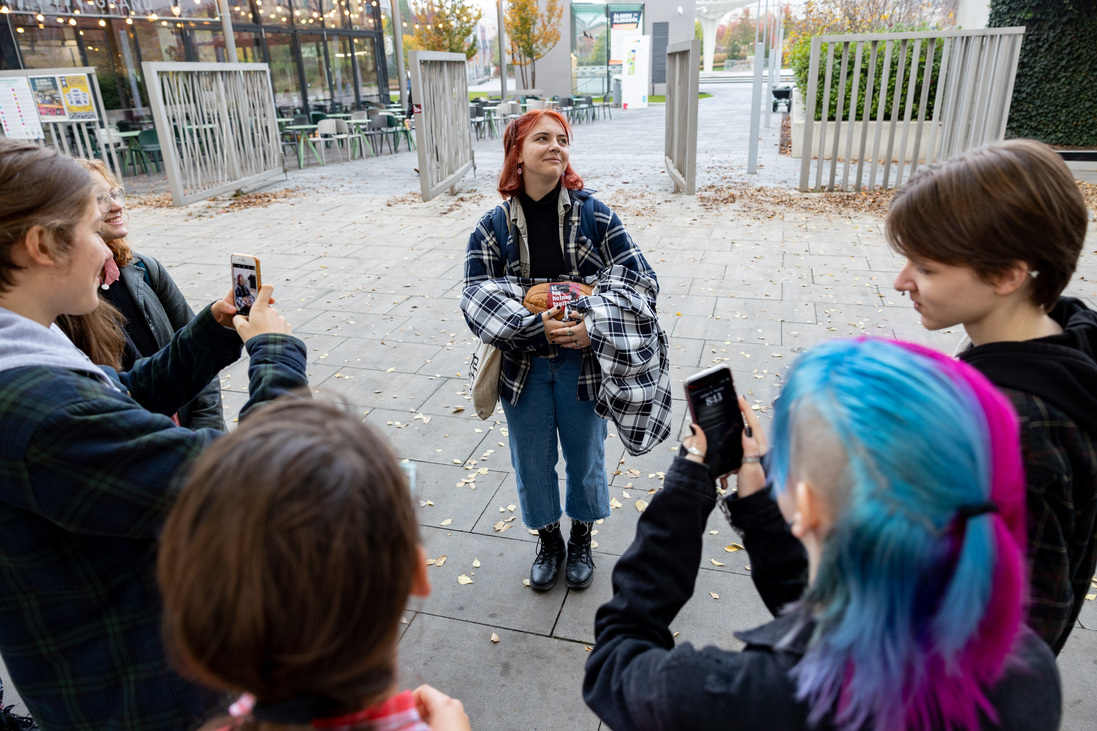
[{"left": 95, "top": 188, "right": 125, "bottom": 212}]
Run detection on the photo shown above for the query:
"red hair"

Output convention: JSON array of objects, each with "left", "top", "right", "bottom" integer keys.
[{"left": 497, "top": 109, "right": 583, "bottom": 199}]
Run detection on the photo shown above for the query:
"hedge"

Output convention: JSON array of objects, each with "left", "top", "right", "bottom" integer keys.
[
  {"left": 989, "top": 0, "right": 1097, "bottom": 145},
  {"left": 790, "top": 32, "right": 943, "bottom": 122}
]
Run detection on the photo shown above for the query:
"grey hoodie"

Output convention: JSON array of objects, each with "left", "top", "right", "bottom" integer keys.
[{"left": 0, "top": 306, "right": 119, "bottom": 390}]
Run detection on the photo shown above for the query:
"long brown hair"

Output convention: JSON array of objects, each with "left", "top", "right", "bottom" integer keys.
[
  {"left": 0, "top": 140, "right": 95, "bottom": 294},
  {"left": 75, "top": 157, "right": 134, "bottom": 267},
  {"left": 158, "top": 398, "right": 420, "bottom": 730},
  {"left": 886, "top": 139, "right": 1087, "bottom": 311},
  {"left": 56, "top": 301, "right": 127, "bottom": 371},
  {"left": 498, "top": 109, "right": 583, "bottom": 198}
]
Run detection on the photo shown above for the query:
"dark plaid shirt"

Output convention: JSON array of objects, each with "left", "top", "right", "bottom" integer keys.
[
  {"left": 1000, "top": 388, "right": 1097, "bottom": 654},
  {"left": 462, "top": 188, "right": 656, "bottom": 406},
  {"left": 0, "top": 307, "right": 308, "bottom": 730}
]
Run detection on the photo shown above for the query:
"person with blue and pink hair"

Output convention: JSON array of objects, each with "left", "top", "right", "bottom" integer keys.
[{"left": 584, "top": 337, "right": 1060, "bottom": 731}]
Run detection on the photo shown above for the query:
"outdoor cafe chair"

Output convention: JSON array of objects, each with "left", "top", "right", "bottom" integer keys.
[
  {"left": 593, "top": 94, "right": 612, "bottom": 120},
  {"left": 135, "top": 129, "right": 162, "bottom": 174},
  {"left": 316, "top": 118, "right": 356, "bottom": 163},
  {"left": 575, "top": 95, "right": 595, "bottom": 123},
  {"left": 469, "top": 104, "right": 486, "bottom": 140},
  {"left": 364, "top": 115, "right": 394, "bottom": 155}
]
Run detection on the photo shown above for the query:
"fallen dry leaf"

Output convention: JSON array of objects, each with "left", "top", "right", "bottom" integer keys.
[
  {"left": 522, "top": 578, "right": 531, "bottom": 587},
  {"left": 725, "top": 543, "right": 744, "bottom": 553},
  {"left": 710, "top": 559, "right": 724, "bottom": 566},
  {"left": 490, "top": 632, "right": 500, "bottom": 643},
  {"left": 434, "top": 555, "right": 448, "bottom": 567},
  {"left": 440, "top": 518, "right": 453, "bottom": 526},
  {"left": 635, "top": 499, "right": 648, "bottom": 512},
  {"left": 457, "top": 575, "right": 473, "bottom": 585},
  {"left": 710, "top": 592, "right": 720, "bottom": 600},
  {"left": 472, "top": 558, "right": 481, "bottom": 568},
  {"left": 610, "top": 497, "right": 623, "bottom": 509}
]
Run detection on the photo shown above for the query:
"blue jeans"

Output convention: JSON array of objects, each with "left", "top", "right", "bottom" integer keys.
[{"left": 501, "top": 349, "right": 610, "bottom": 530}]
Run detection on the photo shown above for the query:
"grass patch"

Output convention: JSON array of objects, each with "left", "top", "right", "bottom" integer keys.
[{"left": 647, "top": 93, "right": 713, "bottom": 103}]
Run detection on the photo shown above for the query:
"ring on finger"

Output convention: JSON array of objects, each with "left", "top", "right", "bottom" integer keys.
[
  {"left": 742, "top": 454, "right": 762, "bottom": 464},
  {"left": 686, "top": 446, "right": 703, "bottom": 456}
]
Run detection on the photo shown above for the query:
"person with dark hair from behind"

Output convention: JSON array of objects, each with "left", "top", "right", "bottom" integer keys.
[
  {"left": 584, "top": 338, "right": 1060, "bottom": 731},
  {"left": 158, "top": 398, "right": 471, "bottom": 731},
  {"left": 0, "top": 138, "right": 308, "bottom": 730},
  {"left": 890, "top": 138, "right": 1096, "bottom": 654}
]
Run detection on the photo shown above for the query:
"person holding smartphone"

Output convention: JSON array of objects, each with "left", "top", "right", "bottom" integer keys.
[
  {"left": 0, "top": 140, "right": 308, "bottom": 731},
  {"left": 584, "top": 338, "right": 1059, "bottom": 731},
  {"left": 461, "top": 110, "right": 660, "bottom": 592}
]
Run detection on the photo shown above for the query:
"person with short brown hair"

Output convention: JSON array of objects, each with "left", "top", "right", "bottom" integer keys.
[
  {"left": 890, "top": 138, "right": 1097, "bottom": 654},
  {"left": 158, "top": 398, "right": 469, "bottom": 731}
]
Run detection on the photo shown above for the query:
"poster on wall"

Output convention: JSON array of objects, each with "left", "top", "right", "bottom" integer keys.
[
  {"left": 0, "top": 76, "right": 45, "bottom": 139},
  {"left": 30, "top": 77, "right": 67, "bottom": 120},
  {"left": 620, "top": 35, "right": 651, "bottom": 110},
  {"left": 59, "top": 75, "right": 98, "bottom": 121},
  {"left": 609, "top": 9, "right": 643, "bottom": 67}
]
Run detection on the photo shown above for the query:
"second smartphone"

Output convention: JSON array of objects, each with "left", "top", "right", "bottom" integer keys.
[
  {"left": 683, "top": 364, "right": 745, "bottom": 478},
  {"left": 230, "top": 254, "right": 261, "bottom": 317}
]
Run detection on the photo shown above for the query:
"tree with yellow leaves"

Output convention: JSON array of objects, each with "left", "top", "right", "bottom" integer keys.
[
  {"left": 408, "top": 0, "right": 482, "bottom": 60},
  {"left": 505, "top": 0, "right": 563, "bottom": 89}
]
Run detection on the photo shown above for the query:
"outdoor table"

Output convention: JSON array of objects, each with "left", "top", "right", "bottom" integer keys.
[
  {"left": 480, "top": 105, "right": 500, "bottom": 137},
  {"left": 284, "top": 124, "right": 322, "bottom": 167},
  {"left": 327, "top": 112, "right": 352, "bottom": 119}
]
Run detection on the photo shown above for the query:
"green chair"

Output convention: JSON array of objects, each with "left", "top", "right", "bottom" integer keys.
[{"left": 135, "top": 129, "right": 162, "bottom": 174}]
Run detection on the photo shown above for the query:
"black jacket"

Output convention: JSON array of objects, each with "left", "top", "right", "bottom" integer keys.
[
  {"left": 583, "top": 456, "right": 1061, "bottom": 731},
  {"left": 960, "top": 297, "right": 1097, "bottom": 653},
  {"left": 118, "top": 253, "right": 226, "bottom": 431}
]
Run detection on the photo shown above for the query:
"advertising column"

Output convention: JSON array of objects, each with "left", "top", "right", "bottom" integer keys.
[{"left": 620, "top": 35, "right": 650, "bottom": 110}]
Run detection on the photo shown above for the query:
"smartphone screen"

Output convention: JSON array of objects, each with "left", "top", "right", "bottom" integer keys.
[
  {"left": 684, "top": 365, "right": 744, "bottom": 477},
  {"left": 230, "top": 255, "right": 261, "bottom": 317}
]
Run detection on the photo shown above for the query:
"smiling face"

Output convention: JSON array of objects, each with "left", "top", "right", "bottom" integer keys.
[
  {"left": 90, "top": 170, "right": 128, "bottom": 242},
  {"left": 517, "top": 116, "right": 570, "bottom": 193},
  {"left": 893, "top": 257, "right": 1001, "bottom": 332},
  {"left": 53, "top": 198, "right": 114, "bottom": 318}
]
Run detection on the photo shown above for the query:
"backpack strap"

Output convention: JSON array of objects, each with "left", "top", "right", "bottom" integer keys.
[{"left": 133, "top": 255, "right": 160, "bottom": 290}]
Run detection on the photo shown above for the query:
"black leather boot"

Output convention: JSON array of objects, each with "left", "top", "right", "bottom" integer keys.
[
  {"left": 530, "top": 522, "right": 566, "bottom": 591},
  {"left": 566, "top": 520, "right": 596, "bottom": 589}
]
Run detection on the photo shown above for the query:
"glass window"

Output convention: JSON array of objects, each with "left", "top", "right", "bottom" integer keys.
[
  {"left": 228, "top": 1, "right": 256, "bottom": 25},
  {"left": 132, "top": 19, "right": 187, "bottom": 62},
  {"left": 352, "top": 35, "right": 380, "bottom": 104},
  {"left": 572, "top": 4, "right": 609, "bottom": 95},
  {"left": 266, "top": 31, "right": 304, "bottom": 111},
  {"left": 10, "top": 19, "right": 81, "bottom": 69},
  {"left": 190, "top": 24, "right": 232, "bottom": 62},
  {"left": 77, "top": 20, "right": 138, "bottom": 114},
  {"left": 298, "top": 32, "right": 332, "bottom": 109},
  {"left": 326, "top": 34, "right": 355, "bottom": 108},
  {"left": 348, "top": 0, "right": 379, "bottom": 31},
  {"left": 232, "top": 31, "right": 266, "bottom": 63},
  {"left": 255, "top": 0, "right": 293, "bottom": 27}
]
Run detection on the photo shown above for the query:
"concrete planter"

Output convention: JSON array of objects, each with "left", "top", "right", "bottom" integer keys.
[{"left": 790, "top": 89, "right": 941, "bottom": 163}]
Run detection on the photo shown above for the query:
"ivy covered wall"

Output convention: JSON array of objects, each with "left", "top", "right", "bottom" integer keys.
[{"left": 989, "top": 0, "right": 1097, "bottom": 146}]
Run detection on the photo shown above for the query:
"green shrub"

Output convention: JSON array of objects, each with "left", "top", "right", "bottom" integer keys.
[
  {"left": 790, "top": 28, "right": 942, "bottom": 122},
  {"left": 989, "top": 0, "right": 1097, "bottom": 145}
]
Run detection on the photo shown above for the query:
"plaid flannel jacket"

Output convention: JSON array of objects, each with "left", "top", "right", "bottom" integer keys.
[
  {"left": 576, "top": 265, "right": 672, "bottom": 456},
  {"left": 1001, "top": 388, "right": 1097, "bottom": 654},
  {"left": 461, "top": 188, "right": 657, "bottom": 407},
  {"left": 0, "top": 306, "right": 308, "bottom": 730}
]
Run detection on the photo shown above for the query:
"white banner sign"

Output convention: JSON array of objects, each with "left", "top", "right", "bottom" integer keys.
[
  {"left": 621, "top": 35, "right": 651, "bottom": 110},
  {"left": 0, "top": 76, "right": 45, "bottom": 139}
]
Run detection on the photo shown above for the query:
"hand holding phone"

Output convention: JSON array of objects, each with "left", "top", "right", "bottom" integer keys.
[
  {"left": 684, "top": 365, "right": 745, "bottom": 478},
  {"left": 230, "top": 254, "right": 262, "bottom": 317}
]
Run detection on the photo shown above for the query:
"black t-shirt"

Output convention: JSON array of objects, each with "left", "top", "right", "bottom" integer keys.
[
  {"left": 102, "top": 277, "right": 158, "bottom": 370},
  {"left": 519, "top": 187, "right": 565, "bottom": 279}
]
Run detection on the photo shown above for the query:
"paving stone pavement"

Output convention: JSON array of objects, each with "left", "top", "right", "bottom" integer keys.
[{"left": 3, "top": 84, "right": 1096, "bottom": 729}]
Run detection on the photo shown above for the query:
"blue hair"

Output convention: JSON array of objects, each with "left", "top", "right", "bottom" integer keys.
[{"left": 768, "top": 338, "right": 1025, "bottom": 731}]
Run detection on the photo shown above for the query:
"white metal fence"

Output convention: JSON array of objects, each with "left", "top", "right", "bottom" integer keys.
[
  {"left": 665, "top": 39, "right": 700, "bottom": 195},
  {"left": 142, "top": 62, "right": 283, "bottom": 206},
  {"left": 798, "top": 26, "right": 1026, "bottom": 191},
  {"left": 410, "top": 51, "right": 475, "bottom": 202}
]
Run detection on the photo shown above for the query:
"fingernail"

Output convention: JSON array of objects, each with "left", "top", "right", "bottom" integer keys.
[{"left": 745, "top": 425, "right": 753, "bottom": 438}]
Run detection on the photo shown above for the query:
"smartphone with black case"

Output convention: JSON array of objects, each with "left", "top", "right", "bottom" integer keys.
[
  {"left": 230, "top": 254, "right": 261, "bottom": 317},
  {"left": 684, "top": 365, "right": 745, "bottom": 477}
]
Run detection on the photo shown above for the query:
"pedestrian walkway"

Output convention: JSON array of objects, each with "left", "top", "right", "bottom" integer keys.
[{"left": 2, "top": 83, "right": 1094, "bottom": 729}]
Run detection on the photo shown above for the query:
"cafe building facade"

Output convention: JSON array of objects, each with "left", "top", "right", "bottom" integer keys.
[{"left": 0, "top": 0, "right": 396, "bottom": 122}]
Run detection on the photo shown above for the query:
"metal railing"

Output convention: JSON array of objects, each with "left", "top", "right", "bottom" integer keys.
[
  {"left": 665, "top": 39, "right": 700, "bottom": 195},
  {"left": 409, "top": 51, "right": 474, "bottom": 202},
  {"left": 143, "top": 62, "right": 283, "bottom": 206},
  {"left": 798, "top": 26, "right": 1025, "bottom": 191}
]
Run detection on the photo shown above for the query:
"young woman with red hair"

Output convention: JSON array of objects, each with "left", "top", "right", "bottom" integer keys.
[{"left": 461, "top": 109, "right": 664, "bottom": 592}]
